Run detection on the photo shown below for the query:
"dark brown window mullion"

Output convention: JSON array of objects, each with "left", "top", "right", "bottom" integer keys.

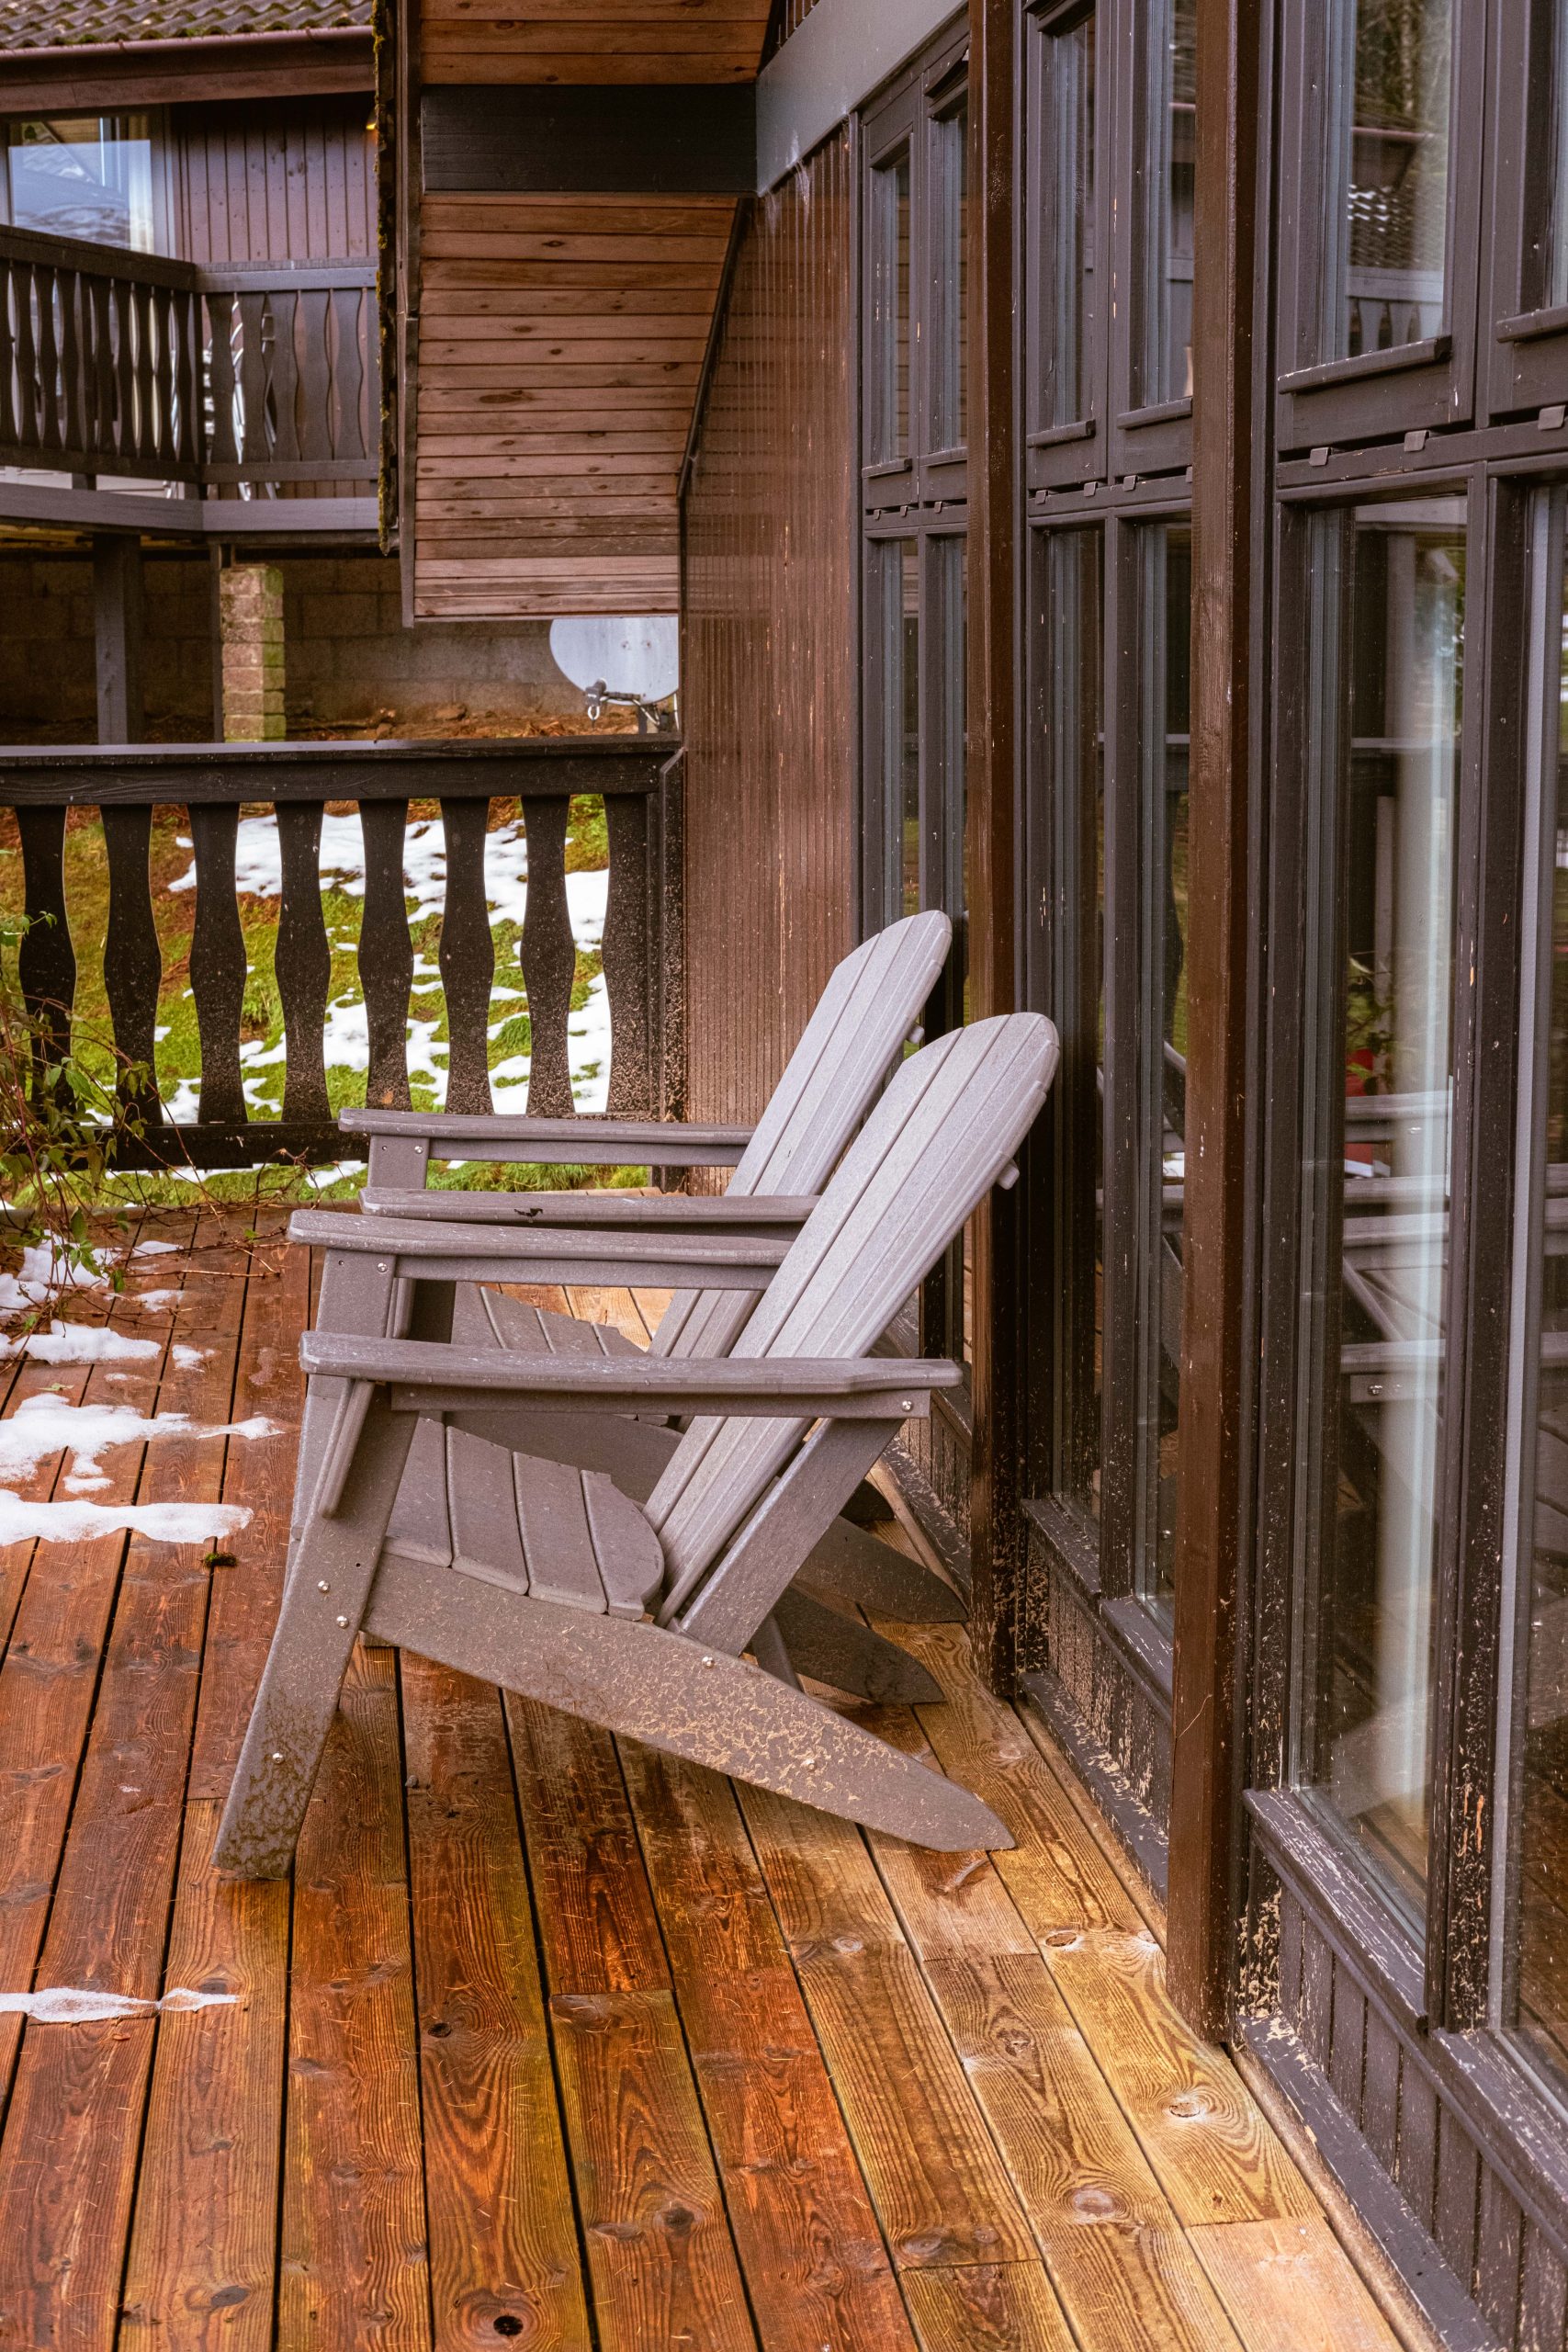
[
  {"left": 1426, "top": 473, "right": 1535, "bottom": 2031},
  {"left": 1097, "top": 513, "right": 1145, "bottom": 1599},
  {"left": 1274, "top": 0, "right": 1485, "bottom": 452},
  {"left": 1483, "top": 0, "right": 1568, "bottom": 421}
]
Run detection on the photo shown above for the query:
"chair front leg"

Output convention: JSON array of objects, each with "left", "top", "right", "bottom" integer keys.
[{"left": 215, "top": 1386, "right": 417, "bottom": 1879}]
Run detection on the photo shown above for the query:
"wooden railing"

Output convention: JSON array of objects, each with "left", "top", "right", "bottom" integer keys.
[
  {"left": 0, "top": 739, "right": 683, "bottom": 1169},
  {"left": 0, "top": 225, "right": 378, "bottom": 496}
]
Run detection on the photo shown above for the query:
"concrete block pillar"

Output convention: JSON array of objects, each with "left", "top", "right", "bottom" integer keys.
[{"left": 218, "top": 562, "right": 287, "bottom": 741}]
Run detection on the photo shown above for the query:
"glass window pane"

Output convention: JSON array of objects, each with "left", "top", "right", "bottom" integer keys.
[
  {"left": 870, "top": 540, "right": 921, "bottom": 921},
  {"left": 1041, "top": 529, "right": 1106, "bottom": 1518},
  {"left": 933, "top": 533, "right": 969, "bottom": 994},
  {"left": 1134, "top": 0, "right": 1195, "bottom": 408},
  {"left": 1295, "top": 498, "right": 1465, "bottom": 1924},
  {"left": 1524, "top": 0, "right": 1568, "bottom": 312},
  {"left": 1135, "top": 524, "right": 1191, "bottom": 1615},
  {"left": 870, "top": 149, "right": 912, "bottom": 463},
  {"left": 1036, "top": 6, "right": 1096, "bottom": 430},
  {"left": 6, "top": 115, "right": 157, "bottom": 251},
  {"left": 931, "top": 102, "right": 968, "bottom": 453},
  {"left": 1504, "top": 496, "right": 1568, "bottom": 2090},
  {"left": 1320, "top": 0, "right": 1452, "bottom": 361}
]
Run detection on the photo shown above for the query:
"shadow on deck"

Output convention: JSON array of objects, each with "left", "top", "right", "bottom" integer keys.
[{"left": 0, "top": 1214, "right": 1403, "bottom": 2351}]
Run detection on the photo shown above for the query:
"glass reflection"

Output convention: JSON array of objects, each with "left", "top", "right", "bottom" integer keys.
[
  {"left": 6, "top": 115, "right": 157, "bottom": 251},
  {"left": 1135, "top": 0, "right": 1195, "bottom": 408},
  {"left": 1506, "top": 499, "right": 1568, "bottom": 2091},
  {"left": 1135, "top": 525, "right": 1190, "bottom": 1616},
  {"left": 1298, "top": 499, "right": 1464, "bottom": 1921},
  {"left": 1321, "top": 0, "right": 1452, "bottom": 360}
]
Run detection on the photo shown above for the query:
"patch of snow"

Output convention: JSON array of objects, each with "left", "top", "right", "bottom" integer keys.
[
  {"left": 172, "top": 1345, "right": 210, "bottom": 1371},
  {"left": 302, "top": 1162, "right": 361, "bottom": 1193},
  {"left": 0, "top": 1243, "right": 113, "bottom": 1326},
  {"left": 160, "top": 1078, "right": 201, "bottom": 1125},
  {"left": 0, "top": 1396, "right": 277, "bottom": 1490},
  {"left": 0, "top": 1984, "right": 239, "bottom": 2022},
  {"left": 0, "top": 1497, "right": 253, "bottom": 1548},
  {"left": 129, "top": 1289, "right": 181, "bottom": 1311},
  {"left": 0, "top": 1323, "right": 160, "bottom": 1366},
  {"left": 131, "top": 1240, "right": 183, "bottom": 1259}
]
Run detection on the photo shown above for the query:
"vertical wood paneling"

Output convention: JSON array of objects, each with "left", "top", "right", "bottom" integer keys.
[
  {"left": 681, "top": 133, "right": 856, "bottom": 1139},
  {"left": 175, "top": 97, "right": 374, "bottom": 266}
]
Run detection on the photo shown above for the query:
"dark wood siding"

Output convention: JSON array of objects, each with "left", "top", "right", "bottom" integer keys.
[
  {"left": 174, "top": 95, "right": 375, "bottom": 264},
  {"left": 680, "top": 132, "right": 857, "bottom": 1135}
]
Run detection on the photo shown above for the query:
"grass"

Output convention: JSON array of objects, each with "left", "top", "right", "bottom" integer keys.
[{"left": 0, "top": 795, "right": 641, "bottom": 1210}]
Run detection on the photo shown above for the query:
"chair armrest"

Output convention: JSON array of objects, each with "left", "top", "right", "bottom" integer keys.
[
  {"left": 359, "top": 1186, "right": 818, "bottom": 1230},
  {"left": 300, "top": 1331, "right": 959, "bottom": 1420},
  {"left": 340, "top": 1107, "right": 754, "bottom": 1168},
  {"left": 290, "top": 1208, "right": 786, "bottom": 1292}
]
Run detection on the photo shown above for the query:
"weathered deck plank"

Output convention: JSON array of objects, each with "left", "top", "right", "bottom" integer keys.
[
  {"left": 0, "top": 1227, "right": 249, "bottom": 2347},
  {"left": 0, "top": 1237, "right": 1404, "bottom": 2352},
  {"left": 403, "top": 1657, "right": 591, "bottom": 2352},
  {"left": 621, "top": 1746, "right": 920, "bottom": 2352},
  {"left": 279, "top": 1642, "right": 431, "bottom": 2351}
]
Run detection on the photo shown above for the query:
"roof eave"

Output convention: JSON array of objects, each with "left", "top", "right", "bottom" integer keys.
[{"left": 0, "top": 23, "right": 374, "bottom": 107}]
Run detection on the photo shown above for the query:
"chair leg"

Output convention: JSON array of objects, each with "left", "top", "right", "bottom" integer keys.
[
  {"left": 796, "top": 1518, "right": 964, "bottom": 1624},
  {"left": 214, "top": 1392, "right": 416, "bottom": 1879},
  {"left": 772, "top": 1585, "right": 942, "bottom": 1704},
  {"left": 364, "top": 1550, "right": 1014, "bottom": 1853}
]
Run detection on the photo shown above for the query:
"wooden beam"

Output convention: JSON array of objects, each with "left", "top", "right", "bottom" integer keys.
[
  {"left": 92, "top": 536, "right": 144, "bottom": 747},
  {"left": 422, "top": 85, "right": 756, "bottom": 196},
  {"left": 965, "top": 0, "right": 1023, "bottom": 1696},
  {"left": 1166, "top": 0, "right": 1269, "bottom": 2039}
]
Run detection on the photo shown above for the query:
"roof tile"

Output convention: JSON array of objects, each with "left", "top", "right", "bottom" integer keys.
[{"left": 3, "top": 0, "right": 368, "bottom": 54}]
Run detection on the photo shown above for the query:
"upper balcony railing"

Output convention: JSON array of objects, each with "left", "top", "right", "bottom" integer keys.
[{"left": 0, "top": 224, "right": 378, "bottom": 515}]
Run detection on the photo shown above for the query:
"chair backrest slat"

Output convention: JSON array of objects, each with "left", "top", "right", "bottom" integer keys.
[
  {"left": 647, "top": 1014, "right": 1059, "bottom": 1614},
  {"left": 649, "top": 912, "right": 950, "bottom": 1360}
]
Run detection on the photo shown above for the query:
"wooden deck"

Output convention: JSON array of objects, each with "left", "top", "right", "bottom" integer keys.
[{"left": 0, "top": 1214, "right": 1404, "bottom": 2352}]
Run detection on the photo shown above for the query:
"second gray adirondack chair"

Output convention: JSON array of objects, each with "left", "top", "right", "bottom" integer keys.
[
  {"left": 215, "top": 1012, "right": 1059, "bottom": 1876},
  {"left": 313, "top": 914, "right": 965, "bottom": 1681}
]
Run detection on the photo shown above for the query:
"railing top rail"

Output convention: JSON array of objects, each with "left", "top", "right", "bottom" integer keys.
[
  {"left": 196, "top": 260, "right": 378, "bottom": 293},
  {"left": 0, "top": 221, "right": 201, "bottom": 291},
  {"left": 0, "top": 225, "right": 376, "bottom": 299},
  {"left": 0, "top": 736, "right": 682, "bottom": 806}
]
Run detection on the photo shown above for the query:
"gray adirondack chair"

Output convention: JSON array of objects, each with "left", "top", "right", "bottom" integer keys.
[
  {"left": 309, "top": 914, "right": 964, "bottom": 1668},
  {"left": 214, "top": 1012, "right": 1059, "bottom": 1877}
]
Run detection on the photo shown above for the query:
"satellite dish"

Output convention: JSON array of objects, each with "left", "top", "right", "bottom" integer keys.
[{"left": 549, "top": 616, "right": 679, "bottom": 719}]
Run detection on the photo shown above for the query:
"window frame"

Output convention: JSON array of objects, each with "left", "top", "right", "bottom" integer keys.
[
  {"left": 1272, "top": 0, "right": 1487, "bottom": 452},
  {"left": 1111, "top": 0, "right": 1196, "bottom": 476},
  {"left": 861, "top": 27, "right": 971, "bottom": 518},
  {"left": 1483, "top": 0, "right": 1568, "bottom": 420},
  {"left": 1023, "top": 0, "right": 1108, "bottom": 492},
  {"left": 1022, "top": 481, "right": 1191, "bottom": 1664}
]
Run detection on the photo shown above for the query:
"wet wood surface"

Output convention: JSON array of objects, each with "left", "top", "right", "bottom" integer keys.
[{"left": 0, "top": 1230, "right": 1401, "bottom": 2351}]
